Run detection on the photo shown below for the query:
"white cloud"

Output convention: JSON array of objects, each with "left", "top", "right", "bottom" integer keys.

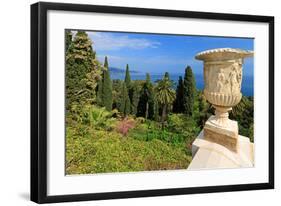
[
  {"left": 89, "top": 32, "right": 161, "bottom": 51},
  {"left": 97, "top": 54, "right": 199, "bottom": 66}
]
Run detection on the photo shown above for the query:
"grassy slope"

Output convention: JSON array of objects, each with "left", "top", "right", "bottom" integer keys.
[{"left": 66, "top": 122, "right": 192, "bottom": 174}]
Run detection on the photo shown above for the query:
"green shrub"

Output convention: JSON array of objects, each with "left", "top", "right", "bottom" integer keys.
[
  {"left": 167, "top": 113, "right": 200, "bottom": 140},
  {"left": 66, "top": 130, "right": 191, "bottom": 174}
]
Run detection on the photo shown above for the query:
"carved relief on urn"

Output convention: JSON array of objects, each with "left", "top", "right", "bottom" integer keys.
[{"left": 195, "top": 48, "right": 253, "bottom": 152}]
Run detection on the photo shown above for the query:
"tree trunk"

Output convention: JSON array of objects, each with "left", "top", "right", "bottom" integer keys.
[
  {"left": 161, "top": 104, "right": 167, "bottom": 129},
  {"left": 145, "top": 101, "right": 149, "bottom": 119}
]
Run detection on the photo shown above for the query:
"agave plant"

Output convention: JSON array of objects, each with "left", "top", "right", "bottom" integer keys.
[{"left": 85, "top": 105, "right": 116, "bottom": 130}]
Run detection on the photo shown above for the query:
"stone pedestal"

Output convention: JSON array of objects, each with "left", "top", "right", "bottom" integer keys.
[
  {"left": 204, "top": 115, "right": 238, "bottom": 152},
  {"left": 188, "top": 130, "right": 254, "bottom": 170}
]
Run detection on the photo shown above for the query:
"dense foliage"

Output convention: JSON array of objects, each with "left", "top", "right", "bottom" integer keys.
[
  {"left": 65, "top": 31, "right": 254, "bottom": 174},
  {"left": 230, "top": 96, "right": 254, "bottom": 141},
  {"left": 66, "top": 31, "right": 103, "bottom": 111}
]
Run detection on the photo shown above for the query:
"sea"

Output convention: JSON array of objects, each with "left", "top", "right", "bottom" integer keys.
[{"left": 111, "top": 72, "right": 253, "bottom": 97}]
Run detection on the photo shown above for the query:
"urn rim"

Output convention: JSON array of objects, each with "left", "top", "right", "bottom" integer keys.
[{"left": 195, "top": 48, "right": 253, "bottom": 61}]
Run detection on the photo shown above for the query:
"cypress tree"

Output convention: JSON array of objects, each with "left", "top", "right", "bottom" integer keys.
[
  {"left": 102, "top": 69, "right": 112, "bottom": 111},
  {"left": 146, "top": 74, "right": 155, "bottom": 119},
  {"left": 120, "top": 82, "right": 131, "bottom": 116},
  {"left": 137, "top": 73, "right": 154, "bottom": 119},
  {"left": 100, "top": 56, "right": 112, "bottom": 111},
  {"left": 124, "top": 64, "right": 131, "bottom": 89},
  {"left": 130, "top": 83, "right": 140, "bottom": 115},
  {"left": 104, "top": 56, "right": 108, "bottom": 68},
  {"left": 137, "top": 87, "right": 148, "bottom": 118},
  {"left": 183, "top": 66, "right": 196, "bottom": 116},
  {"left": 164, "top": 72, "right": 172, "bottom": 114},
  {"left": 173, "top": 76, "right": 184, "bottom": 113},
  {"left": 164, "top": 72, "right": 170, "bottom": 80},
  {"left": 112, "top": 79, "right": 123, "bottom": 111},
  {"left": 124, "top": 64, "right": 134, "bottom": 114}
]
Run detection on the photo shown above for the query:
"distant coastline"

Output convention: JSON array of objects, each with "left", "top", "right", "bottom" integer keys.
[
  {"left": 109, "top": 67, "right": 140, "bottom": 74},
  {"left": 110, "top": 70, "right": 254, "bottom": 97}
]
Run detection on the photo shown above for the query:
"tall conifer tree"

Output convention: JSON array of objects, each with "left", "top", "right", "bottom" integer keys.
[
  {"left": 164, "top": 72, "right": 170, "bottom": 80},
  {"left": 104, "top": 56, "right": 108, "bottom": 68},
  {"left": 101, "top": 56, "right": 112, "bottom": 111},
  {"left": 173, "top": 76, "right": 184, "bottom": 113},
  {"left": 183, "top": 66, "right": 196, "bottom": 116},
  {"left": 124, "top": 64, "right": 131, "bottom": 89},
  {"left": 124, "top": 64, "right": 134, "bottom": 114},
  {"left": 146, "top": 74, "right": 155, "bottom": 119},
  {"left": 120, "top": 82, "right": 131, "bottom": 116},
  {"left": 137, "top": 73, "right": 154, "bottom": 119},
  {"left": 130, "top": 83, "right": 140, "bottom": 115}
]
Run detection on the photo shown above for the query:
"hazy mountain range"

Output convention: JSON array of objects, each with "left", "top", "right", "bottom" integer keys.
[{"left": 109, "top": 67, "right": 140, "bottom": 74}]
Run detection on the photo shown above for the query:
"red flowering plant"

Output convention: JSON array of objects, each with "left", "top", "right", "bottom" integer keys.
[{"left": 116, "top": 117, "right": 135, "bottom": 136}]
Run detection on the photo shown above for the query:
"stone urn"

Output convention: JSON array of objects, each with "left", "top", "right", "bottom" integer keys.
[{"left": 195, "top": 48, "right": 253, "bottom": 152}]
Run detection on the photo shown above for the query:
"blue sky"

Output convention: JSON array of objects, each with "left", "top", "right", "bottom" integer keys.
[{"left": 85, "top": 31, "right": 254, "bottom": 76}]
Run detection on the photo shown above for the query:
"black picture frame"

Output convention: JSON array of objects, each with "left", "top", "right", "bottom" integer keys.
[{"left": 31, "top": 1, "right": 274, "bottom": 204}]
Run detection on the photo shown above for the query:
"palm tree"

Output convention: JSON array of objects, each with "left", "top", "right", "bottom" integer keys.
[{"left": 155, "top": 75, "right": 176, "bottom": 128}]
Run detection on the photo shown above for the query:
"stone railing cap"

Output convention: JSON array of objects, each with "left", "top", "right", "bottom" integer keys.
[{"left": 195, "top": 48, "right": 253, "bottom": 61}]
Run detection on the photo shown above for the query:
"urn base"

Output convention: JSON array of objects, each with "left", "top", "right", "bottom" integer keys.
[
  {"left": 204, "top": 115, "right": 238, "bottom": 152},
  {"left": 188, "top": 130, "right": 254, "bottom": 170}
]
